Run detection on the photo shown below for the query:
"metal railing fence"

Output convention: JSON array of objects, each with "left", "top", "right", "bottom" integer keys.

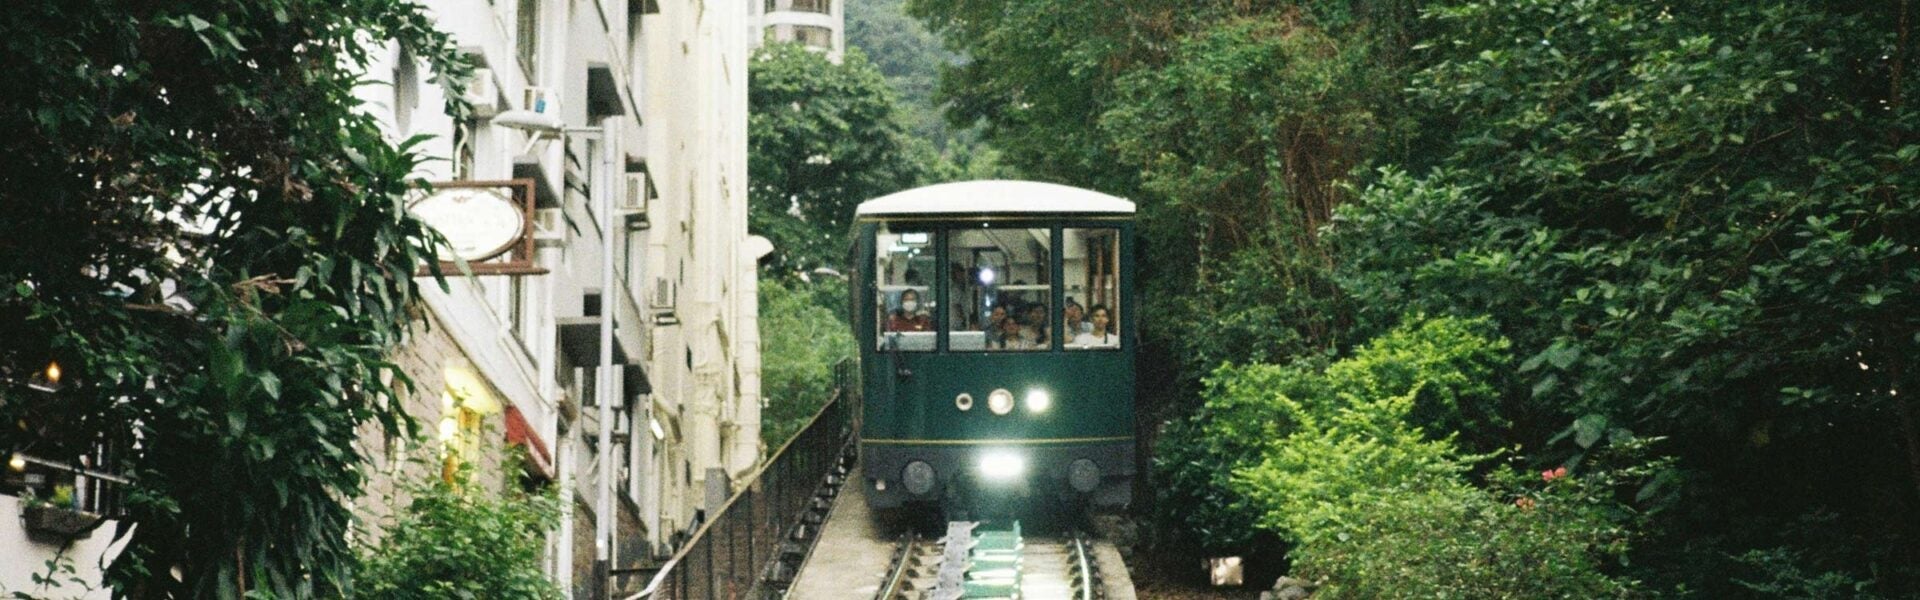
[{"left": 622, "top": 359, "right": 856, "bottom": 599}]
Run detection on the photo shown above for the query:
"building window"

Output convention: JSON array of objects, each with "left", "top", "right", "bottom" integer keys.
[
  {"left": 793, "top": 25, "right": 833, "bottom": 50},
  {"left": 516, "top": 0, "right": 541, "bottom": 82}
]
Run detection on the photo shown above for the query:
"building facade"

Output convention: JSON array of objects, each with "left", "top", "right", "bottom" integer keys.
[
  {"left": 1, "top": 0, "right": 761, "bottom": 597},
  {"left": 753, "top": 0, "right": 846, "bottom": 60}
]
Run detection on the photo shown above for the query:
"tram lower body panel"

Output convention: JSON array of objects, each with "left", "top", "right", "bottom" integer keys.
[{"left": 861, "top": 439, "right": 1134, "bottom": 510}]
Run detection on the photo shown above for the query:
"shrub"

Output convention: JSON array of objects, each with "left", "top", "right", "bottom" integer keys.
[
  {"left": 356, "top": 468, "right": 564, "bottom": 600},
  {"left": 1154, "top": 315, "right": 1507, "bottom": 554},
  {"left": 1206, "top": 315, "right": 1648, "bottom": 596}
]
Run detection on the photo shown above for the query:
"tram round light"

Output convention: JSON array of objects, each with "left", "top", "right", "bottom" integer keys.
[
  {"left": 979, "top": 267, "right": 996, "bottom": 285},
  {"left": 955, "top": 393, "right": 974, "bottom": 411},
  {"left": 903, "top": 461, "right": 937, "bottom": 495},
  {"left": 1068, "top": 458, "right": 1101, "bottom": 493},
  {"left": 987, "top": 389, "right": 1015, "bottom": 415},
  {"left": 1024, "top": 389, "right": 1051, "bottom": 413},
  {"left": 978, "top": 451, "right": 1026, "bottom": 482}
]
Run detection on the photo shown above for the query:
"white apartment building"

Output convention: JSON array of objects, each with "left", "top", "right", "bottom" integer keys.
[
  {"left": 753, "top": 0, "right": 846, "bottom": 60},
  {"left": 0, "top": 0, "right": 761, "bottom": 597}
]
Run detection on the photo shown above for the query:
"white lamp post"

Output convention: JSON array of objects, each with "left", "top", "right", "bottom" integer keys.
[{"left": 492, "top": 108, "right": 623, "bottom": 596}]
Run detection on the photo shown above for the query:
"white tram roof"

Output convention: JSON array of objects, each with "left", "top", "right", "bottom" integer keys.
[{"left": 855, "top": 180, "right": 1135, "bottom": 217}]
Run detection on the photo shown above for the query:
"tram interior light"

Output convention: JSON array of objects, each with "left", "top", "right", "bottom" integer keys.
[
  {"left": 979, "top": 267, "right": 995, "bottom": 285},
  {"left": 978, "top": 451, "right": 1026, "bottom": 482}
]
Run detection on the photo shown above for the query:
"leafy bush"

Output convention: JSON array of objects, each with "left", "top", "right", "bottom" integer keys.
[
  {"left": 1282, "top": 464, "right": 1644, "bottom": 599},
  {"left": 1177, "top": 314, "right": 1650, "bottom": 596},
  {"left": 1233, "top": 384, "right": 1654, "bottom": 598},
  {"left": 1154, "top": 316, "right": 1508, "bottom": 554},
  {"left": 356, "top": 469, "right": 563, "bottom": 600}
]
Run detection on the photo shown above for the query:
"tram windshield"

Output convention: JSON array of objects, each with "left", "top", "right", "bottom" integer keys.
[
  {"left": 947, "top": 227, "right": 1051, "bottom": 352},
  {"left": 875, "top": 225, "right": 936, "bottom": 351}
]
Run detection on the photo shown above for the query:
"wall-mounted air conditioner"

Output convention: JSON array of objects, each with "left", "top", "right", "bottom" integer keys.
[
  {"left": 621, "top": 173, "right": 651, "bottom": 230},
  {"left": 466, "top": 68, "right": 500, "bottom": 117},
  {"left": 649, "top": 277, "right": 676, "bottom": 314},
  {"left": 533, "top": 207, "right": 565, "bottom": 246}
]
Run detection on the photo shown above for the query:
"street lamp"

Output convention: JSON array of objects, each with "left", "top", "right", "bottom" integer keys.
[{"left": 492, "top": 108, "right": 624, "bottom": 593}]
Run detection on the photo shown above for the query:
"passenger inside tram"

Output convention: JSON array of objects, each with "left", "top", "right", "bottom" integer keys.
[
  {"left": 1061, "top": 300, "right": 1090, "bottom": 337},
  {"left": 990, "top": 308, "right": 1041, "bottom": 350},
  {"left": 886, "top": 288, "right": 932, "bottom": 332},
  {"left": 1071, "top": 304, "right": 1118, "bottom": 348}
]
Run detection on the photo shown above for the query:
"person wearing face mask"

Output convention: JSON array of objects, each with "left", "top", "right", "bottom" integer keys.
[{"left": 887, "top": 288, "right": 932, "bottom": 332}]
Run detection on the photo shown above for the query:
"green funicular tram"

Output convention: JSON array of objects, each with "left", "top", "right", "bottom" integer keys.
[{"left": 850, "top": 180, "right": 1136, "bottom": 513}]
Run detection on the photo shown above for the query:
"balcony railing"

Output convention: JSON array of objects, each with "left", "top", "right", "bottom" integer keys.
[{"left": 764, "top": 0, "right": 830, "bottom": 15}]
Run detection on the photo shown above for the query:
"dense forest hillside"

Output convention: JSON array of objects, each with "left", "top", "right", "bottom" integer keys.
[{"left": 901, "top": 0, "right": 1920, "bottom": 596}]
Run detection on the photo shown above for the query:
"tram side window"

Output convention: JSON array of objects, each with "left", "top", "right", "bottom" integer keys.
[
  {"left": 1064, "top": 228, "right": 1120, "bottom": 350},
  {"left": 875, "top": 226, "right": 936, "bottom": 351},
  {"left": 947, "top": 226, "right": 1051, "bottom": 352}
]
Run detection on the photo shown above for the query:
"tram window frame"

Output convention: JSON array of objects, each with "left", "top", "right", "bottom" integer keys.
[
  {"left": 874, "top": 224, "right": 937, "bottom": 352},
  {"left": 945, "top": 224, "right": 1054, "bottom": 352},
  {"left": 1062, "top": 227, "right": 1122, "bottom": 351}
]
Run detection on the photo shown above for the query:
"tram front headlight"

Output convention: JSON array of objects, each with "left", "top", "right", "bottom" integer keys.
[
  {"left": 987, "top": 388, "right": 1015, "bottom": 415},
  {"left": 1024, "top": 389, "right": 1051, "bottom": 413},
  {"left": 978, "top": 451, "right": 1026, "bottom": 482}
]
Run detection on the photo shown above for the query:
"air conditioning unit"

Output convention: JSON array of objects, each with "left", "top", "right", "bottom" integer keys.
[
  {"left": 621, "top": 173, "right": 651, "bottom": 230},
  {"left": 648, "top": 277, "right": 676, "bottom": 313},
  {"left": 465, "top": 68, "right": 500, "bottom": 117},
  {"left": 533, "top": 207, "right": 565, "bottom": 246}
]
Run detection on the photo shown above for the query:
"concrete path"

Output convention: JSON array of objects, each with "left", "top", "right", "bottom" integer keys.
[{"left": 787, "top": 466, "right": 896, "bottom": 600}]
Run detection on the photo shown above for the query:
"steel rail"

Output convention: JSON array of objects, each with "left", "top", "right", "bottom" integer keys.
[{"left": 874, "top": 531, "right": 922, "bottom": 600}]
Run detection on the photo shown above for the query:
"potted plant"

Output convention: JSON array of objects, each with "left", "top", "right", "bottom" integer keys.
[{"left": 21, "top": 484, "right": 102, "bottom": 542}]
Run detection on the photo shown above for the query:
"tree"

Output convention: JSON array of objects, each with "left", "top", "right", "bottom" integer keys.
[
  {"left": 757, "top": 277, "right": 855, "bottom": 448},
  {"left": 1328, "top": 0, "right": 1920, "bottom": 592},
  {"left": 846, "top": 0, "right": 963, "bottom": 148},
  {"left": 0, "top": 0, "right": 467, "bottom": 596},
  {"left": 749, "top": 43, "right": 935, "bottom": 273}
]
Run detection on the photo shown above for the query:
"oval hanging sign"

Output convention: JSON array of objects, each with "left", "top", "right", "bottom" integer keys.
[{"left": 410, "top": 185, "right": 526, "bottom": 262}]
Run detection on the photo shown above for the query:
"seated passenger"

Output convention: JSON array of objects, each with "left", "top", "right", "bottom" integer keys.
[
  {"left": 1061, "top": 300, "right": 1091, "bottom": 337},
  {"left": 1021, "top": 303, "right": 1049, "bottom": 341},
  {"left": 989, "top": 309, "right": 1040, "bottom": 350},
  {"left": 983, "top": 305, "right": 1008, "bottom": 331},
  {"left": 886, "top": 289, "right": 932, "bottom": 332},
  {"left": 1071, "top": 304, "right": 1118, "bottom": 347}
]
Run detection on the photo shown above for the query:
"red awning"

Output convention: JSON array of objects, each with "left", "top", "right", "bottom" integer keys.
[{"left": 504, "top": 406, "right": 555, "bottom": 479}]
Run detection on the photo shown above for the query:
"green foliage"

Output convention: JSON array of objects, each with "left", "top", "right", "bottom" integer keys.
[
  {"left": 357, "top": 469, "right": 563, "bottom": 600},
  {"left": 1277, "top": 456, "right": 1650, "bottom": 599},
  {"left": 1155, "top": 316, "right": 1508, "bottom": 553},
  {"left": 749, "top": 43, "right": 936, "bottom": 273},
  {"left": 1219, "top": 318, "right": 1646, "bottom": 597},
  {"left": 758, "top": 277, "right": 855, "bottom": 448},
  {"left": 0, "top": 0, "right": 469, "bottom": 596},
  {"left": 914, "top": 0, "right": 1920, "bottom": 593},
  {"left": 1326, "top": 0, "right": 1920, "bottom": 592}
]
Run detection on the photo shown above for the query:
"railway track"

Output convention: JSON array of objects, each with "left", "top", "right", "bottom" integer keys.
[{"left": 873, "top": 521, "right": 1106, "bottom": 600}]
